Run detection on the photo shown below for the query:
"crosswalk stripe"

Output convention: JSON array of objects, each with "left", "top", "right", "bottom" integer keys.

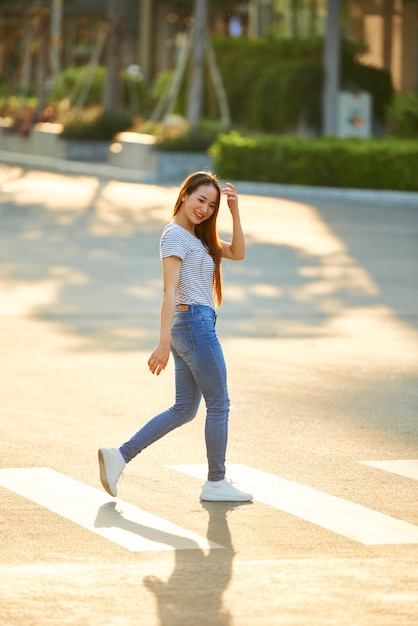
[
  {"left": 359, "top": 459, "right": 418, "bottom": 481},
  {"left": 0, "top": 468, "right": 223, "bottom": 552},
  {"left": 169, "top": 464, "right": 418, "bottom": 545}
]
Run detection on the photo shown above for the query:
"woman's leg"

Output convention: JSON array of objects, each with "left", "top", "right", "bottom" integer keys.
[
  {"left": 120, "top": 349, "right": 202, "bottom": 463},
  {"left": 174, "top": 308, "right": 229, "bottom": 482},
  {"left": 181, "top": 309, "right": 252, "bottom": 500}
]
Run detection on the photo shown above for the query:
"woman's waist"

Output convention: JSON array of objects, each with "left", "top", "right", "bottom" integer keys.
[{"left": 175, "top": 304, "right": 215, "bottom": 316}]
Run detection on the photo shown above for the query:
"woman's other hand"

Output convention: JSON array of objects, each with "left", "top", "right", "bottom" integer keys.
[{"left": 148, "top": 343, "right": 170, "bottom": 375}]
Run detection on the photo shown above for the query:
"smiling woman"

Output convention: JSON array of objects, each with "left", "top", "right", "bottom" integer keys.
[{"left": 98, "top": 170, "right": 253, "bottom": 503}]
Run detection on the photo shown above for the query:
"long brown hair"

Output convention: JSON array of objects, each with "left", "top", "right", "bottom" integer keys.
[{"left": 172, "top": 171, "right": 223, "bottom": 306}]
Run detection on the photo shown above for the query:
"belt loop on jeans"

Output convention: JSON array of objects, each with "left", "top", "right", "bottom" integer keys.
[{"left": 177, "top": 304, "right": 189, "bottom": 312}]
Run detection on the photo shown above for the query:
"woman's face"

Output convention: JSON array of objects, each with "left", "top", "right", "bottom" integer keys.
[{"left": 181, "top": 184, "right": 218, "bottom": 229}]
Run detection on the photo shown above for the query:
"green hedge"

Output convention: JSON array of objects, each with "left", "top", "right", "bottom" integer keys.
[{"left": 211, "top": 133, "right": 418, "bottom": 191}]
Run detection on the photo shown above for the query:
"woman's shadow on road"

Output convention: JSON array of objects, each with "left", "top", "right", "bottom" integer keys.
[{"left": 95, "top": 499, "right": 251, "bottom": 626}]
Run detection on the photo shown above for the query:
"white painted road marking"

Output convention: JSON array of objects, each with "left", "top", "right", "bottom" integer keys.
[
  {"left": 170, "top": 464, "right": 418, "bottom": 545},
  {"left": 0, "top": 468, "right": 223, "bottom": 552},
  {"left": 360, "top": 459, "right": 418, "bottom": 481}
]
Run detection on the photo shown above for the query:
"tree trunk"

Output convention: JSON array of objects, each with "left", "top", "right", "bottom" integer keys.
[
  {"left": 35, "top": 1, "right": 48, "bottom": 111},
  {"left": 50, "top": 0, "right": 63, "bottom": 79},
  {"left": 73, "top": 21, "right": 109, "bottom": 110},
  {"left": 103, "top": 0, "right": 122, "bottom": 111},
  {"left": 20, "top": 8, "right": 38, "bottom": 100},
  {"left": 291, "top": 0, "right": 300, "bottom": 37},
  {"left": 205, "top": 36, "right": 230, "bottom": 129},
  {"left": 187, "top": 0, "right": 207, "bottom": 129}
]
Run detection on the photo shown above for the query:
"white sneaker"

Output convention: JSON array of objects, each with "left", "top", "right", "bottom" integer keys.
[
  {"left": 98, "top": 448, "right": 126, "bottom": 497},
  {"left": 200, "top": 478, "right": 253, "bottom": 502}
]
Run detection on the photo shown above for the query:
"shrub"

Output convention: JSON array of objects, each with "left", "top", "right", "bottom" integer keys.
[
  {"left": 120, "top": 67, "right": 154, "bottom": 114},
  {"left": 210, "top": 133, "right": 418, "bottom": 191},
  {"left": 60, "top": 107, "right": 133, "bottom": 140},
  {"left": 386, "top": 91, "right": 418, "bottom": 139},
  {"left": 51, "top": 65, "right": 152, "bottom": 112},
  {"left": 52, "top": 66, "right": 107, "bottom": 106}
]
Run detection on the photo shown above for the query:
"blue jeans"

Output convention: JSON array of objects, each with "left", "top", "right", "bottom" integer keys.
[{"left": 120, "top": 305, "right": 230, "bottom": 481}]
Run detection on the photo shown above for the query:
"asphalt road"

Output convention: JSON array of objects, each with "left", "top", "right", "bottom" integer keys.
[{"left": 1, "top": 163, "right": 418, "bottom": 626}]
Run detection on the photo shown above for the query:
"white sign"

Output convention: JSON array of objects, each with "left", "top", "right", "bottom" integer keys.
[{"left": 337, "top": 91, "right": 372, "bottom": 138}]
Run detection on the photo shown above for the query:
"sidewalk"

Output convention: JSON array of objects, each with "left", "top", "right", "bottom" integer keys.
[{"left": 1, "top": 147, "right": 418, "bottom": 206}]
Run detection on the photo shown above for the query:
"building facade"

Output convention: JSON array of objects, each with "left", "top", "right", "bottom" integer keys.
[
  {"left": 348, "top": 0, "right": 418, "bottom": 91},
  {"left": 0, "top": 0, "right": 417, "bottom": 92}
]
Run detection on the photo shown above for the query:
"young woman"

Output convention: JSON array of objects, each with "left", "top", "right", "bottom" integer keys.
[{"left": 98, "top": 171, "right": 252, "bottom": 502}]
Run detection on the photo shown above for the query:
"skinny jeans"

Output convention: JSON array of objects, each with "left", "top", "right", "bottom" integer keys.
[{"left": 119, "top": 305, "right": 230, "bottom": 481}]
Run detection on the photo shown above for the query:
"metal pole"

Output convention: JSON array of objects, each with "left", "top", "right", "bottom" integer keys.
[{"left": 322, "top": 0, "right": 341, "bottom": 135}]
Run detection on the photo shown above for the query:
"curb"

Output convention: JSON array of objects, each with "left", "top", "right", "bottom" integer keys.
[
  {"left": 1, "top": 149, "right": 418, "bottom": 205},
  {"left": 233, "top": 181, "right": 418, "bottom": 205},
  {"left": 0, "top": 149, "right": 157, "bottom": 184}
]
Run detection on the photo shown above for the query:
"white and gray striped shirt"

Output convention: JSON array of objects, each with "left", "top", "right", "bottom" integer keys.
[{"left": 160, "top": 223, "right": 215, "bottom": 309}]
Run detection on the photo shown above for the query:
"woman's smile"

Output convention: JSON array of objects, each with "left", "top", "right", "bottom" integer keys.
[{"left": 176, "top": 184, "right": 218, "bottom": 232}]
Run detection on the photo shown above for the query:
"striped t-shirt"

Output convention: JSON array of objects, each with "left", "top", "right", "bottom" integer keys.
[{"left": 160, "top": 222, "right": 215, "bottom": 309}]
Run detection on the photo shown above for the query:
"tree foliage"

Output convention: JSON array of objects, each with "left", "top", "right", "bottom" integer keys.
[{"left": 212, "top": 36, "right": 393, "bottom": 133}]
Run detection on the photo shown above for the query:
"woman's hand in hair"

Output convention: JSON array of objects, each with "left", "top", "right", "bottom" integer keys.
[
  {"left": 220, "top": 182, "right": 245, "bottom": 261},
  {"left": 221, "top": 182, "right": 239, "bottom": 215}
]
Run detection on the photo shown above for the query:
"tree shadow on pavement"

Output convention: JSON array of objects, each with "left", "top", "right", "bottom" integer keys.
[
  {"left": 0, "top": 171, "right": 386, "bottom": 351},
  {"left": 310, "top": 198, "right": 418, "bottom": 331}
]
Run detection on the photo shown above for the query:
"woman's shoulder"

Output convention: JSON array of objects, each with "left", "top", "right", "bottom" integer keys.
[
  {"left": 160, "top": 223, "right": 195, "bottom": 256},
  {"left": 162, "top": 222, "right": 184, "bottom": 236},
  {"left": 162, "top": 222, "right": 183, "bottom": 241},
  {"left": 162, "top": 222, "right": 198, "bottom": 243}
]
